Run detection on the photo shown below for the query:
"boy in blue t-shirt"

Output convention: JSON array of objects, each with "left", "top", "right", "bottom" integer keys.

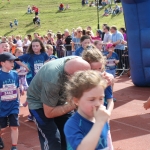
[
  {"left": 75, "top": 35, "right": 91, "bottom": 56},
  {"left": 0, "top": 52, "right": 20, "bottom": 150},
  {"left": 105, "top": 43, "right": 119, "bottom": 76}
]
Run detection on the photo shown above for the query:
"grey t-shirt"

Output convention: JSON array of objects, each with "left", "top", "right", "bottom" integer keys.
[
  {"left": 27, "top": 56, "right": 76, "bottom": 110},
  {"left": 103, "top": 32, "right": 112, "bottom": 43}
]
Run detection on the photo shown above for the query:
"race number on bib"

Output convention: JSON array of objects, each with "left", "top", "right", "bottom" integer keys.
[
  {"left": 34, "top": 63, "right": 43, "bottom": 74},
  {"left": 0, "top": 84, "right": 17, "bottom": 101}
]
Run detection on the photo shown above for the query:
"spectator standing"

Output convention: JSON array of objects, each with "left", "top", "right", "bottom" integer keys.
[
  {"left": 110, "top": 25, "right": 125, "bottom": 70},
  {"left": 72, "top": 27, "right": 83, "bottom": 53},
  {"left": 32, "top": 5, "right": 36, "bottom": 12},
  {"left": 56, "top": 32, "right": 64, "bottom": 58},
  {"left": 82, "top": 0, "right": 85, "bottom": 6},
  {"left": 87, "top": 26, "right": 94, "bottom": 36},
  {"left": 64, "top": 29, "right": 72, "bottom": 56},
  {"left": 120, "top": 27, "right": 127, "bottom": 41},
  {"left": 27, "top": 35, "right": 32, "bottom": 42},
  {"left": 103, "top": 25, "right": 112, "bottom": 50},
  {"left": 15, "top": 35, "right": 22, "bottom": 48},
  {"left": 22, "top": 37, "right": 31, "bottom": 54},
  {"left": 47, "top": 32, "right": 56, "bottom": 55},
  {"left": 34, "top": 7, "right": 39, "bottom": 16},
  {"left": 12, "top": 35, "right": 17, "bottom": 44},
  {"left": 101, "top": 23, "right": 107, "bottom": 41},
  {"left": 27, "top": 5, "right": 32, "bottom": 14},
  {"left": 9, "top": 21, "right": 13, "bottom": 29}
]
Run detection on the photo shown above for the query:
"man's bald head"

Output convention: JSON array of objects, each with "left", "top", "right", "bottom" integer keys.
[{"left": 64, "top": 57, "right": 91, "bottom": 75}]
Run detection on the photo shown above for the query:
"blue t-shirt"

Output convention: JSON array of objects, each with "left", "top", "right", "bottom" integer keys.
[
  {"left": 72, "top": 37, "right": 81, "bottom": 51},
  {"left": 19, "top": 52, "right": 49, "bottom": 84},
  {"left": 104, "top": 86, "right": 113, "bottom": 107},
  {"left": 75, "top": 46, "right": 84, "bottom": 56},
  {"left": 0, "top": 70, "right": 19, "bottom": 117},
  {"left": 111, "top": 31, "right": 125, "bottom": 50},
  {"left": 49, "top": 55, "right": 58, "bottom": 60},
  {"left": 106, "top": 52, "right": 119, "bottom": 70},
  {"left": 64, "top": 112, "right": 109, "bottom": 150}
]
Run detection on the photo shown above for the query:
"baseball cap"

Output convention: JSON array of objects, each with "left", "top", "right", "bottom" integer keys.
[
  {"left": 0, "top": 52, "right": 19, "bottom": 62},
  {"left": 106, "top": 43, "right": 115, "bottom": 49}
]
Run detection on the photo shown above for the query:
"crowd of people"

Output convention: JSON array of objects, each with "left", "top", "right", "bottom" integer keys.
[{"left": 0, "top": 24, "right": 149, "bottom": 150}]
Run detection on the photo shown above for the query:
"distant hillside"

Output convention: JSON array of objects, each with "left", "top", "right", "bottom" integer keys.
[{"left": 0, "top": 0, "right": 124, "bottom": 36}]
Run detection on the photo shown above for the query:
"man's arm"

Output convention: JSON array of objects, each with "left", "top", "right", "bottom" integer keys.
[
  {"left": 43, "top": 102, "right": 76, "bottom": 118},
  {"left": 41, "top": 82, "right": 76, "bottom": 118}
]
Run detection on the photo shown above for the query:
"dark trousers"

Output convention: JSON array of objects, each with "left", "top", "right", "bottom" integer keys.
[
  {"left": 30, "top": 108, "right": 72, "bottom": 150},
  {"left": 115, "top": 49, "right": 125, "bottom": 69}
]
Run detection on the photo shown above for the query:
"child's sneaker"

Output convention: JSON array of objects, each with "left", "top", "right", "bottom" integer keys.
[
  {"left": 10, "top": 146, "right": 17, "bottom": 150},
  {"left": 27, "top": 115, "right": 34, "bottom": 121},
  {"left": 0, "top": 137, "right": 4, "bottom": 149}
]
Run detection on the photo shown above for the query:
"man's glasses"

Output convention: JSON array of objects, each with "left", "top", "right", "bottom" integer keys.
[{"left": 78, "top": 31, "right": 82, "bottom": 33}]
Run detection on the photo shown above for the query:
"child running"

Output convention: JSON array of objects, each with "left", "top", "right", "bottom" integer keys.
[
  {"left": 0, "top": 52, "right": 20, "bottom": 150},
  {"left": 16, "top": 39, "right": 49, "bottom": 121},
  {"left": 82, "top": 47, "right": 114, "bottom": 149},
  {"left": 64, "top": 70, "right": 110, "bottom": 150},
  {"left": 14, "top": 48, "right": 28, "bottom": 106},
  {"left": 16, "top": 38, "right": 49, "bottom": 85}
]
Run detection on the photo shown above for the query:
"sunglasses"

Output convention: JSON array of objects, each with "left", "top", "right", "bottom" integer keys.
[{"left": 78, "top": 31, "right": 82, "bottom": 33}]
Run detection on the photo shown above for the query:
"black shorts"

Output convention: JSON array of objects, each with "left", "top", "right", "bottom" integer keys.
[{"left": 0, "top": 114, "right": 19, "bottom": 128}]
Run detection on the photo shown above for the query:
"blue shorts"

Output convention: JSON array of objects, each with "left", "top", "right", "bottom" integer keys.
[
  {"left": 0, "top": 114, "right": 19, "bottom": 128},
  {"left": 106, "top": 69, "right": 116, "bottom": 77}
]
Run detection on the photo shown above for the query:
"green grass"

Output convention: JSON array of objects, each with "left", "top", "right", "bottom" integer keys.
[{"left": 0, "top": 0, "right": 125, "bottom": 36}]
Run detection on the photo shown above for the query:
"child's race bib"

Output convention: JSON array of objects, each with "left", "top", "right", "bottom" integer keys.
[
  {"left": 0, "top": 84, "right": 17, "bottom": 101},
  {"left": 106, "top": 59, "right": 116, "bottom": 67},
  {"left": 34, "top": 63, "right": 43, "bottom": 74},
  {"left": 18, "top": 66, "right": 28, "bottom": 76}
]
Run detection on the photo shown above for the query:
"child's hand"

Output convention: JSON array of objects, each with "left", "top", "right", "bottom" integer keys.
[
  {"left": 101, "top": 72, "right": 114, "bottom": 86},
  {"left": 115, "top": 59, "right": 119, "bottom": 64},
  {"left": 24, "top": 65, "right": 29, "bottom": 72},
  {"left": 16, "top": 69, "right": 21, "bottom": 73},
  {"left": 144, "top": 97, "right": 150, "bottom": 110},
  {"left": 93, "top": 105, "right": 110, "bottom": 123}
]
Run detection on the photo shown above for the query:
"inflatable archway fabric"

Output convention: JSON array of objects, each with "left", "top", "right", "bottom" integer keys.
[{"left": 122, "top": 0, "right": 150, "bottom": 86}]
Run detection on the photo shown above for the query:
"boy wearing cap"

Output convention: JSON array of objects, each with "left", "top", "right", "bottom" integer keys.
[{"left": 0, "top": 52, "right": 20, "bottom": 150}]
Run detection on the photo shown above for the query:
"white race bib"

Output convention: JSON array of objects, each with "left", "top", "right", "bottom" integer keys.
[{"left": 34, "top": 63, "right": 43, "bottom": 74}]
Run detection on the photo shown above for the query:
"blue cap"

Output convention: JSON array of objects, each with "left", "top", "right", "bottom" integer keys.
[{"left": 0, "top": 52, "right": 19, "bottom": 62}]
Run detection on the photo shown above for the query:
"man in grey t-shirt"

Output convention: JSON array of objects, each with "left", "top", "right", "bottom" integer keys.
[
  {"left": 27, "top": 56, "right": 91, "bottom": 150},
  {"left": 103, "top": 26, "right": 112, "bottom": 50}
]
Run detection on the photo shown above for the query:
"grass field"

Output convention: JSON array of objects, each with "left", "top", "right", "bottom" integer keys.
[{"left": 0, "top": 0, "right": 125, "bottom": 36}]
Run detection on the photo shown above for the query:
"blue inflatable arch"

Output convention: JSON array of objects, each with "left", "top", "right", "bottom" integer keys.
[{"left": 122, "top": 0, "right": 150, "bottom": 86}]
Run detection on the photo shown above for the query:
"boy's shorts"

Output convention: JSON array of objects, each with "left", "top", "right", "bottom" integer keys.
[{"left": 0, "top": 114, "right": 19, "bottom": 128}]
